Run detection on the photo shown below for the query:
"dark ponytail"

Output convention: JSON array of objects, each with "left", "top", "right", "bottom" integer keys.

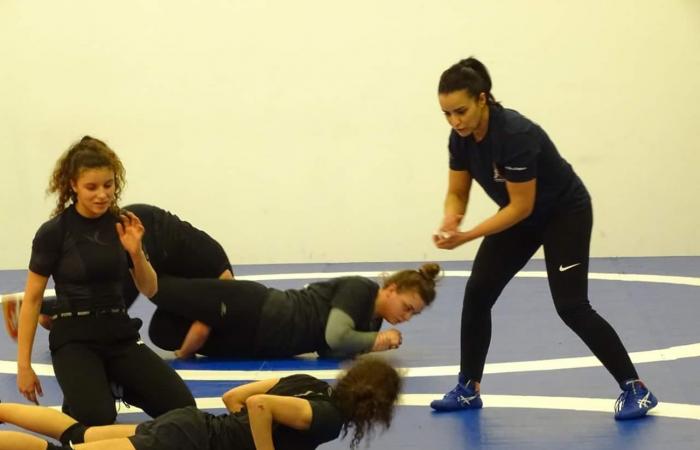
[{"left": 438, "top": 56, "right": 497, "bottom": 104}]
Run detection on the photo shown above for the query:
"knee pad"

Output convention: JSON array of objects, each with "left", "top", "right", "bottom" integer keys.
[{"left": 59, "top": 422, "right": 87, "bottom": 445}]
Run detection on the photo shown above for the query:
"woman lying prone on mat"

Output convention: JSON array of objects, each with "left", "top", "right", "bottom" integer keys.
[
  {"left": 149, "top": 263, "right": 441, "bottom": 359},
  {"left": 0, "top": 357, "right": 400, "bottom": 450}
]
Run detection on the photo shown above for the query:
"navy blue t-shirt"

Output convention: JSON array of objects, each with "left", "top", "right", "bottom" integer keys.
[{"left": 448, "top": 105, "right": 589, "bottom": 225}]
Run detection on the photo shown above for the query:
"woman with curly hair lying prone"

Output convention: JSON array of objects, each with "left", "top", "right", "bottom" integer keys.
[{"left": 0, "top": 357, "right": 401, "bottom": 450}]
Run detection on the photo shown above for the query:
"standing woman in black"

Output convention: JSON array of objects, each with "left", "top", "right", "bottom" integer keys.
[
  {"left": 16, "top": 136, "right": 195, "bottom": 425},
  {"left": 428, "top": 58, "right": 657, "bottom": 420}
]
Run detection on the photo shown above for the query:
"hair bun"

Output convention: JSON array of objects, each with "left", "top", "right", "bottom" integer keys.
[{"left": 418, "top": 263, "right": 441, "bottom": 282}]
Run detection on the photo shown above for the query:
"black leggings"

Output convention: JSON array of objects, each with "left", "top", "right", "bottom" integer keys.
[
  {"left": 460, "top": 203, "right": 638, "bottom": 385},
  {"left": 51, "top": 336, "right": 195, "bottom": 425},
  {"left": 148, "top": 277, "right": 267, "bottom": 356}
]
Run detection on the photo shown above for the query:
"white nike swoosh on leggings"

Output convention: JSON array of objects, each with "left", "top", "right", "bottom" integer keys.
[{"left": 559, "top": 263, "right": 581, "bottom": 272}]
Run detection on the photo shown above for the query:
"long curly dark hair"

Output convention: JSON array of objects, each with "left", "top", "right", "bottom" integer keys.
[
  {"left": 47, "top": 136, "right": 126, "bottom": 217},
  {"left": 333, "top": 358, "right": 402, "bottom": 449}
]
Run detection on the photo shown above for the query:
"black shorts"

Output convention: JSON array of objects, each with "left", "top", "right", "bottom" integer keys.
[{"left": 129, "top": 406, "right": 210, "bottom": 450}]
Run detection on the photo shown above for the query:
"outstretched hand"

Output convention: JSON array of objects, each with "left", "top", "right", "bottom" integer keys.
[
  {"left": 116, "top": 210, "right": 145, "bottom": 255},
  {"left": 17, "top": 366, "right": 43, "bottom": 404}
]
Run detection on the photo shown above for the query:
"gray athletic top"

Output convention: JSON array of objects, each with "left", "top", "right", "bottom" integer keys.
[{"left": 255, "top": 277, "right": 383, "bottom": 358}]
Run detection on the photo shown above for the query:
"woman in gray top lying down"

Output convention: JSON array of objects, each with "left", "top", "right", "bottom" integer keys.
[{"left": 147, "top": 263, "right": 440, "bottom": 359}]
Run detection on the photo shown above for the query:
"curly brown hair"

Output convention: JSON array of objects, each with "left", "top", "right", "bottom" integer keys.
[
  {"left": 381, "top": 262, "right": 442, "bottom": 306},
  {"left": 333, "top": 358, "right": 402, "bottom": 449},
  {"left": 47, "top": 136, "right": 126, "bottom": 217}
]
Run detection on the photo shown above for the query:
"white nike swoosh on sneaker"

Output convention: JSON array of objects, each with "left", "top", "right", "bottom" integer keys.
[{"left": 559, "top": 263, "right": 581, "bottom": 272}]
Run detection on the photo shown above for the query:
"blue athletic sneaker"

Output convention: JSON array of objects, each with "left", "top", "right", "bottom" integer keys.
[
  {"left": 614, "top": 379, "right": 658, "bottom": 420},
  {"left": 430, "top": 374, "right": 482, "bottom": 411}
]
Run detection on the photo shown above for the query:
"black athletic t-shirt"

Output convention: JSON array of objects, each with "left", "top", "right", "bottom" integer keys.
[
  {"left": 209, "top": 374, "right": 344, "bottom": 450},
  {"left": 123, "top": 203, "right": 231, "bottom": 277},
  {"left": 256, "top": 277, "right": 382, "bottom": 357},
  {"left": 448, "top": 105, "right": 590, "bottom": 225},
  {"left": 29, "top": 204, "right": 139, "bottom": 349}
]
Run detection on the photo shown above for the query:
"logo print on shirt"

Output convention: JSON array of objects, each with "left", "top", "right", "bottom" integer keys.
[
  {"left": 493, "top": 164, "right": 506, "bottom": 183},
  {"left": 294, "top": 390, "right": 328, "bottom": 400},
  {"left": 559, "top": 263, "right": 581, "bottom": 272},
  {"left": 85, "top": 231, "right": 110, "bottom": 246},
  {"left": 294, "top": 390, "right": 315, "bottom": 398},
  {"left": 505, "top": 166, "right": 528, "bottom": 171}
]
